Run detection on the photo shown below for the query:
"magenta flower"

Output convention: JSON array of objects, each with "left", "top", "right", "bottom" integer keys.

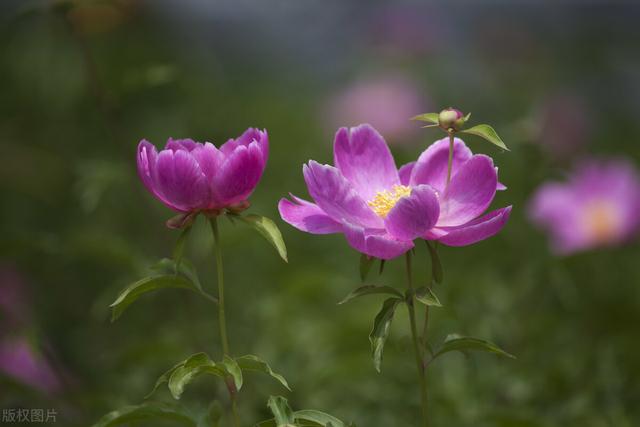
[
  {"left": 279, "top": 124, "right": 511, "bottom": 260},
  {"left": 137, "top": 128, "right": 268, "bottom": 223},
  {"left": 529, "top": 159, "right": 640, "bottom": 254}
]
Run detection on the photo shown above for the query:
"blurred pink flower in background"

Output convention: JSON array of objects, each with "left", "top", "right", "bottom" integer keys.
[
  {"left": 529, "top": 159, "right": 640, "bottom": 254},
  {"left": 534, "top": 93, "right": 592, "bottom": 157},
  {"left": 324, "top": 75, "right": 430, "bottom": 144},
  {"left": 0, "top": 337, "right": 61, "bottom": 394},
  {"left": 0, "top": 264, "right": 62, "bottom": 394}
]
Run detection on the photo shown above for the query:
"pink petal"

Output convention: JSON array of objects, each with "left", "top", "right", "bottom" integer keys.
[
  {"left": 333, "top": 124, "right": 400, "bottom": 201},
  {"left": 436, "top": 155, "right": 498, "bottom": 227},
  {"left": 436, "top": 206, "right": 512, "bottom": 246},
  {"left": 385, "top": 185, "right": 440, "bottom": 241},
  {"left": 343, "top": 223, "right": 414, "bottom": 260},
  {"left": 137, "top": 140, "right": 188, "bottom": 212},
  {"left": 398, "top": 161, "right": 415, "bottom": 186},
  {"left": 278, "top": 195, "right": 342, "bottom": 234},
  {"left": 410, "top": 137, "right": 472, "bottom": 193},
  {"left": 214, "top": 141, "right": 265, "bottom": 206},
  {"left": 303, "top": 161, "right": 383, "bottom": 229},
  {"left": 220, "top": 128, "right": 269, "bottom": 164},
  {"left": 155, "top": 149, "right": 210, "bottom": 212}
]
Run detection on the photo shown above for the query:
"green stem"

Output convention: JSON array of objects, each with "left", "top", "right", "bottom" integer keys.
[
  {"left": 209, "top": 217, "right": 240, "bottom": 427},
  {"left": 405, "top": 252, "right": 429, "bottom": 427},
  {"left": 445, "top": 130, "right": 455, "bottom": 191}
]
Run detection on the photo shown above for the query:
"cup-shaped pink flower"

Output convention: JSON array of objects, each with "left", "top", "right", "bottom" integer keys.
[
  {"left": 279, "top": 124, "right": 511, "bottom": 259},
  {"left": 137, "top": 128, "right": 268, "bottom": 221},
  {"left": 529, "top": 159, "right": 640, "bottom": 254}
]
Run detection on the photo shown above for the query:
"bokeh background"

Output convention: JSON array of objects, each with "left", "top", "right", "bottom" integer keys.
[{"left": 2, "top": 1, "right": 640, "bottom": 426}]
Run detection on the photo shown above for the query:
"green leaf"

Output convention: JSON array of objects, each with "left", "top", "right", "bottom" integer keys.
[
  {"left": 110, "top": 274, "right": 206, "bottom": 321},
  {"left": 146, "top": 358, "right": 186, "bottom": 398},
  {"left": 338, "top": 285, "right": 403, "bottom": 305},
  {"left": 369, "top": 297, "right": 402, "bottom": 372},
  {"left": 151, "top": 257, "right": 202, "bottom": 290},
  {"left": 432, "top": 334, "right": 516, "bottom": 362},
  {"left": 294, "top": 410, "right": 346, "bottom": 427},
  {"left": 93, "top": 402, "right": 197, "bottom": 427},
  {"left": 359, "top": 254, "right": 374, "bottom": 282},
  {"left": 236, "top": 354, "right": 291, "bottom": 391},
  {"left": 167, "top": 353, "right": 227, "bottom": 399},
  {"left": 411, "top": 112, "right": 439, "bottom": 124},
  {"left": 414, "top": 286, "right": 442, "bottom": 307},
  {"left": 173, "top": 225, "right": 193, "bottom": 272},
  {"left": 266, "top": 396, "right": 295, "bottom": 426},
  {"left": 238, "top": 214, "right": 288, "bottom": 262},
  {"left": 425, "top": 241, "right": 443, "bottom": 284},
  {"left": 222, "top": 355, "right": 243, "bottom": 391},
  {"left": 461, "top": 124, "right": 509, "bottom": 151}
]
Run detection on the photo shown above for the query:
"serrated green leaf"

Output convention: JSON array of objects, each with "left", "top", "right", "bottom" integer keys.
[
  {"left": 294, "top": 410, "right": 346, "bottom": 427},
  {"left": 338, "top": 285, "right": 403, "bottom": 305},
  {"left": 411, "top": 112, "right": 439, "bottom": 124},
  {"left": 110, "top": 275, "right": 204, "bottom": 321},
  {"left": 359, "top": 254, "right": 374, "bottom": 282},
  {"left": 414, "top": 286, "right": 442, "bottom": 307},
  {"left": 461, "top": 124, "right": 509, "bottom": 151},
  {"left": 93, "top": 402, "right": 197, "bottom": 427},
  {"left": 173, "top": 225, "right": 193, "bottom": 272},
  {"left": 167, "top": 353, "right": 226, "bottom": 399},
  {"left": 222, "top": 355, "right": 243, "bottom": 391},
  {"left": 267, "top": 396, "right": 295, "bottom": 426},
  {"left": 369, "top": 297, "right": 402, "bottom": 372},
  {"left": 236, "top": 354, "right": 290, "bottom": 391},
  {"left": 432, "top": 335, "right": 516, "bottom": 361},
  {"left": 238, "top": 214, "right": 288, "bottom": 262},
  {"left": 425, "top": 241, "right": 443, "bottom": 284}
]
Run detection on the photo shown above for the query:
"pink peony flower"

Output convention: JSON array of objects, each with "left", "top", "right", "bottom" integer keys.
[
  {"left": 529, "top": 159, "right": 640, "bottom": 254},
  {"left": 137, "top": 128, "right": 268, "bottom": 218},
  {"left": 279, "top": 124, "right": 511, "bottom": 260}
]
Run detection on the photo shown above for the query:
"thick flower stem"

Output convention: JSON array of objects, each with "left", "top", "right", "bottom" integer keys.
[
  {"left": 209, "top": 217, "right": 240, "bottom": 427},
  {"left": 405, "top": 252, "right": 429, "bottom": 427},
  {"left": 445, "top": 130, "right": 455, "bottom": 191}
]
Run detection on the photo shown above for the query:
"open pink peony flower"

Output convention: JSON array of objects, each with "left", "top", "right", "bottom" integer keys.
[
  {"left": 137, "top": 128, "right": 268, "bottom": 219},
  {"left": 529, "top": 159, "right": 640, "bottom": 254},
  {"left": 279, "top": 124, "right": 511, "bottom": 259}
]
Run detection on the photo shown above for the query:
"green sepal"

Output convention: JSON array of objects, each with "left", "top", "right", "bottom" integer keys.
[
  {"left": 461, "top": 124, "right": 509, "bottom": 151},
  {"left": 338, "top": 284, "right": 403, "bottom": 305},
  {"left": 411, "top": 112, "right": 439, "bottom": 124}
]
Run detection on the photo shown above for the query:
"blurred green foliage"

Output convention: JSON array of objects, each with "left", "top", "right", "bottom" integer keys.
[{"left": 1, "top": 1, "right": 639, "bottom": 426}]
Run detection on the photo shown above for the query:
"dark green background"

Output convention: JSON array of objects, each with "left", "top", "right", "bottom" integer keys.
[{"left": 1, "top": 1, "right": 639, "bottom": 426}]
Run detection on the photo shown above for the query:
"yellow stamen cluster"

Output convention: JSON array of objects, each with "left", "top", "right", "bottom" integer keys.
[
  {"left": 368, "top": 185, "right": 412, "bottom": 218},
  {"left": 583, "top": 201, "right": 620, "bottom": 243}
]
